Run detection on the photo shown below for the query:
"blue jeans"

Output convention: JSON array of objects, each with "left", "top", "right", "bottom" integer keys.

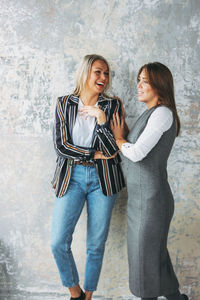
[{"left": 51, "top": 164, "right": 116, "bottom": 291}]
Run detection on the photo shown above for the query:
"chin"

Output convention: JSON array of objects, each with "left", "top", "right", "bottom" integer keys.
[
  {"left": 138, "top": 98, "right": 145, "bottom": 103},
  {"left": 97, "top": 88, "right": 105, "bottom": 94}
]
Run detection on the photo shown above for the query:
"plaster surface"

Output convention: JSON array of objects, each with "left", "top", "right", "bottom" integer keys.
[{"left": 0, "top": 1, "right": 200, "bottom": 299}]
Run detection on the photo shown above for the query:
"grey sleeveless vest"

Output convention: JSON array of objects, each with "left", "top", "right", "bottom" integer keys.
[{"left": 126, "top": 106, "right": 179, "bottom": 298}]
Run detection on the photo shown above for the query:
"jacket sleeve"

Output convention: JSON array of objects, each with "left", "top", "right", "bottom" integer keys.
[
  {"left": 96, "top": 99, "right": 122, "bottom": 156},
  {"left": 53, "top": 97, "right": 95, "bottom": 160}
]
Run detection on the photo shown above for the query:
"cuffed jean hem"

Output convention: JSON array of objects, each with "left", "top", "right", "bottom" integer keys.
[
  {"left": 84, "top": 287, "right": 97, "bottom": 292},
  {"left": 62, "top": 281, "right": 79, "bottom": 288}
]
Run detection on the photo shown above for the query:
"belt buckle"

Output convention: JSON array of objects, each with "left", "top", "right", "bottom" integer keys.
[{"left": 74, "top": 160, "right": 94, "bottom": 166}]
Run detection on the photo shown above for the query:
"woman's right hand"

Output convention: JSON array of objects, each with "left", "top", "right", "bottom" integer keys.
[
  {"left": 114, "top": 96, "right": 126, "bottom": 120},
  {"left": 113, "top": 96, "right": 129, "bottom": 137},
  {"left": 110, "top": 112, "right": 125, "bottom": 140},
  {"left": 94, "top": 151, "right": 118, "bottom": 160}
]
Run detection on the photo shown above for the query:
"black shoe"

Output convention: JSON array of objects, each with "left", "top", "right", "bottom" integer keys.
[
  {"left": 70, "top": 289, "right": 85, "bottom": 300},
  {"left": 181, "top": 294, "right": 188, "bottom": 300}
]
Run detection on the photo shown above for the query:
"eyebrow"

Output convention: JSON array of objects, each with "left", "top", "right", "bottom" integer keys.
[
  {"left": 94, "top": 67, "right": 109, "bottom": 71},
  {"left": 138, "top": 75, "right": 148, "bottom": 80}
]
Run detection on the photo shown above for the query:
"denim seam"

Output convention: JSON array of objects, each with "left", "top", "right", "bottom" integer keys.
[{"left": 65, "top": 236, "right": 78, "bottom": 287}]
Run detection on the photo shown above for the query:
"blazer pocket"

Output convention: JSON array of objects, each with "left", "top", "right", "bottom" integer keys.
[
  {"left": 51, "top": 157, "right": 66, "bottom": 189},
  {"left": 110, "top": 154, "right": 122, "bottom": 165}
]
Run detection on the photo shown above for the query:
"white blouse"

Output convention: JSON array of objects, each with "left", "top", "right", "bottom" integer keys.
[
  {"left": 121, "top": 106, "right": 173, "bottom": 162},
  {"left": 72, "top": 99, "right": 98, "bottom": 147}
]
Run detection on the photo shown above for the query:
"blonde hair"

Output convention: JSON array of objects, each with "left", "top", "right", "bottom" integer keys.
[{"left": 73, "top": 54, "right": 111, "bottom": 96}]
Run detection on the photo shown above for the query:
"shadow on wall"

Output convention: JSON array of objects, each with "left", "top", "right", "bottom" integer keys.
[{"left": 0, "top": 240, "right": 18, "bottom": 299}]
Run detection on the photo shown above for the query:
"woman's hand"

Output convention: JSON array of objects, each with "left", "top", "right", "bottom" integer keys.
[
  {"left": 110, "top": 112, "right": 127, "bottom": 151},
  {"left": 114, "top": 96, "right": 126, "bottom": 120},
  {"left": 113, "top": 96, "right": 129, "bottom": 137},
  {"left": 79, "top": 106, "right": 106, "bottom": 125},
  {"left": 110, "top": 112, "right": 124, "bottom": 140},
  {"left": 94, "top": 150, "right": 118, "bottom": 160}
]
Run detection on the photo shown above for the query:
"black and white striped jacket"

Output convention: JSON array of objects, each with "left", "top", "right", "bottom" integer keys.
[{"left": 52, "top": 94, "right": 125, "bottom": 198}]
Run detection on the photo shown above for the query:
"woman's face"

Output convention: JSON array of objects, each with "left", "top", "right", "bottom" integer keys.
[
  {"left": 137, "top": 69, "right": 159, "bottom": 109},
  {"left": 85, "top": 60, "right": 109, "bottom": 95}
]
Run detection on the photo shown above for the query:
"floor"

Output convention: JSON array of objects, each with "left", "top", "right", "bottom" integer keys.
[
  {"left": 0, "top": 296, "right": 138, "bottom": 300},
  {"left": 0, "top": 292, "right": 137, "bottom": 300},
  {"left": 0, "top": 294, "right": 166, "bottom": 300}
]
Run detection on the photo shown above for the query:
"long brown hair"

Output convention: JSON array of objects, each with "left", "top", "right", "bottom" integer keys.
[{"left": 137, "top": 62, "right": 180, "bottom": 136}]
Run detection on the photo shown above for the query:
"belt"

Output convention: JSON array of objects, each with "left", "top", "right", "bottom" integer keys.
[{"left": 74, "top": 160, "right": 95, "bottom": 167}]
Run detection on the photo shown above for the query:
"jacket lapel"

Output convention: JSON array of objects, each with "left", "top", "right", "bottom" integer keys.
[
  {"left": 91, "top": 95, "right": 109, "bottom": 144},
  {"left": 67, "top": 95, "right": 79, "bottom": 141}
]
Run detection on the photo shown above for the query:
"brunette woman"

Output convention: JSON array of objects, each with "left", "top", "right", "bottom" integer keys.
[{"left": 111, "top": 62, "right": 188, "bottom": 300}]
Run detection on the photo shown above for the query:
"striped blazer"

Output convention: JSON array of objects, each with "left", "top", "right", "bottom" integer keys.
[{"left": 52, "top": 94, "right": 125, "bottom": 198}]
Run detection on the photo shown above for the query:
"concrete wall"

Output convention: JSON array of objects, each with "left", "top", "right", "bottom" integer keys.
[{"left": 0, "top": 0, "right": 199, "bottom": 299}]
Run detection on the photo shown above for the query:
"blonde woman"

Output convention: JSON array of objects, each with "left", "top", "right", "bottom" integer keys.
[{"left": 51, "top": 54, "right": 125, "bottom": 300}]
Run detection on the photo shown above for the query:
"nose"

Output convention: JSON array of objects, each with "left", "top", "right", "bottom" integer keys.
[
  {"left": 137, "top": 81, "right": 142, "bottom": 89},
  {"left": 100, "top": 72, "right": 107, "bottom": 82}
]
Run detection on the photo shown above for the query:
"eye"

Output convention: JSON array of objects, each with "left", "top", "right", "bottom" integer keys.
[
  {"left": 104, "top": 72, "right": 109, "bottom": 76},
  {"left": 137, "top": 78, "right": 149, "bottom": 84}
]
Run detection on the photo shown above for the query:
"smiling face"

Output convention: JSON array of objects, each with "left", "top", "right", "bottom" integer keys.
[
  {"left": 85, "top": 60, "right": 109, "bottom": 95},
  {"left": 137, "top": 69, "right": 159, "bottom": 109}
]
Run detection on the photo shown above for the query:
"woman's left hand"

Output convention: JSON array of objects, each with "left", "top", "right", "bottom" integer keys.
[
  {"left": 79, "top": 106, "right": 106, "bottom": 125},
  {"left": 94, "top": 150, "right": 118, "bottom": 160}
]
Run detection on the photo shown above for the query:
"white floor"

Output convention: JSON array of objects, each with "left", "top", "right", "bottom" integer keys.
[{"left": 0, "top": 295, "right": 166, "bottom": 300}]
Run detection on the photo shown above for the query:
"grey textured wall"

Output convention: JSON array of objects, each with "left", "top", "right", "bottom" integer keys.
[{"left": 0, "top": 0, "right": 200, "bottom": 299}]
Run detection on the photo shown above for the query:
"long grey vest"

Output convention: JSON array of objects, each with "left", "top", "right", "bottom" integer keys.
[{"left": 126, "top": 106, "right": 179, "bottom": 298}]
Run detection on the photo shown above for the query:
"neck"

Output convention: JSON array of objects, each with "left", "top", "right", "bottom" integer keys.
[
  {"left": 146, "top": 99, "right": 159, "bottom": 110},
  {"left": 80, "top": 90, "right": 99, "bottom": 106},
  {"left": 147, "top": 103, "right": 157, "bottom": 110}
]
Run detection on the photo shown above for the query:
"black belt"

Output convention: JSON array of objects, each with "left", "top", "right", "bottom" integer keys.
[{"left": 74, "top": 161, "right": 95, "bottom": 167}]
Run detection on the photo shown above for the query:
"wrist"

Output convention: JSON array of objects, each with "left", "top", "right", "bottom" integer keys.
[
  {"left": 116, "top": 138, "right": 126, "bottom": 150},
  {"left": 97, "top": 116, "right": 106, "bottom": 125},
  {"left": 97, "top": 111, "right": 106, "bottom": 125},
  {"left": 116, "top": 137, "right": 124, "bottom": 142}
]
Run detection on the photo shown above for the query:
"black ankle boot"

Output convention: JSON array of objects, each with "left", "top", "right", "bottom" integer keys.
[
  {"left": 141, "top": 298, "right": 157, "bottom": 300},
  {"left": 181, "top": 295, "right": 188, "bottom": 300},
  {"left": 165, "top": 291, "right": 189, "bottom": 300},
  {"left": 70, "top": 289, "right": 85, "bottom": 300}
]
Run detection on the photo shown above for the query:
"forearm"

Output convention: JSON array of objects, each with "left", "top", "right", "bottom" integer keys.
[
  {"left": 95, "top": 98, "right": 125, "bottom": 156},
  {"left": 119, "top": 107, "right": 174, "bottom": 162},
  {"left": 96, "top": 122, "right": 119, "bottom": 156},
  {"left": 54, "top": 129, "right": 95, "bottom": 159},
  {"left": 54, "top": 140, "right": 95, "bottom": 159},
  {"left": 54, "top": 100, "right": 95, "bottom": 160}
]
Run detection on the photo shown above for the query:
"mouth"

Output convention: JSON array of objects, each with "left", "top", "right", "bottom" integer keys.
[{"left": 96, "top": 82, "right": 105, "bottom": 88}]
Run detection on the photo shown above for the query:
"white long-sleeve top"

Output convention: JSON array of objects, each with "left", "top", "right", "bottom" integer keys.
[
  {"left": 121, "top": 106, "right": 173, "bottom": 162},
  {"left": 72, "top": 99, "right": 98, "bottom": 147}
]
